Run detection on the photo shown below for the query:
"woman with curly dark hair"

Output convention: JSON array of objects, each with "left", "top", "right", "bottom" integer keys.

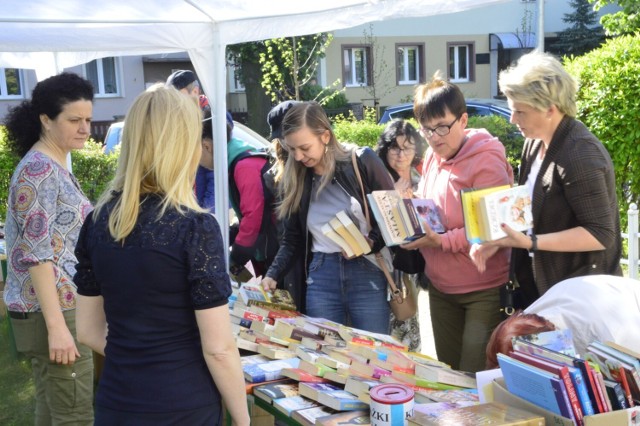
[
  {"left": 3, "top": 72, "right": 95, "bottom": 424},
  {"left": 374, "top": 119, "right": 427, "bottom": 351}
]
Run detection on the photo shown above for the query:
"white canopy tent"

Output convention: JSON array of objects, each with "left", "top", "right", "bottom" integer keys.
[{"left": 0, "top": 0, "right": 508, "bottom": 260}]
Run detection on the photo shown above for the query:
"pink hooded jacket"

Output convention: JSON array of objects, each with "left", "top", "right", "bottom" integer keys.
[{"left": 417, "top": 128, "right": 513, "bottom": 294}]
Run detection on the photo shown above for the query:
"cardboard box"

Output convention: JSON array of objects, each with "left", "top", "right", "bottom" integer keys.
[{"left": 492, "top": 377, "right": 640, "bottom": 425}]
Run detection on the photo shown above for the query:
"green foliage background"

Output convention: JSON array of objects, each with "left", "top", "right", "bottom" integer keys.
[{"left": 564, "top": 34, "right": 640, "bottom": 229}]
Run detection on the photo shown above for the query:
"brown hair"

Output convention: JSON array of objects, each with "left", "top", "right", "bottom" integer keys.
[{"left": 485, "top": 311, "right": 556, "bottom": 369}]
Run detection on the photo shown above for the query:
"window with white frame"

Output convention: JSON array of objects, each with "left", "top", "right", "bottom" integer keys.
[
  {"left": 342, "top": 46, "right": 371, "bottom": 87},
  {"left": 396, "top": 44, "right": 423, "bottom": 86},
  {"left": 85, "top": 57, "right": 121, "bottom": 96},
  {"left": 0, "top": 68, "right": 24, "bottom": 99},
  {"left": 228, "top": 62, "right": 245, "bottom": 92},
  {"left": 448, "top": 43, "right": 475, "bottom": 83}
]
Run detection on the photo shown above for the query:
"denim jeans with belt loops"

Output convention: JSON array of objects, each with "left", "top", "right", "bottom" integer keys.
[{"left": 305, "top": 252, "right": 390, "bottom": 334}]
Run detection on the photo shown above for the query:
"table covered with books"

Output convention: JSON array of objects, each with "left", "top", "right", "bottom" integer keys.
[{"left": 226, "top": 283, "right": 640, "bottom": 426}]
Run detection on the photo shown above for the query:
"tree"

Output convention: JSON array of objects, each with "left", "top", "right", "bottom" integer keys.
[
  {"left": 589, "top": 0, "right": 640, "bottom": 36},
  {"left": 552, "top": 0, "right": 604, "bottom": 56},
  {"left": 361, "top": 23, "right": 393, "bottom": 120},
  {"left": 227, "top": 42, "right": 272, "bottom": 136},
  {"left": 259, "top": 34, "right": 333, "bottom": 102}
]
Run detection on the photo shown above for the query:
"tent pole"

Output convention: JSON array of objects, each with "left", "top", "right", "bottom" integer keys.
[{"left": 211, "top": 29, "right": 231, "bottom": 271}]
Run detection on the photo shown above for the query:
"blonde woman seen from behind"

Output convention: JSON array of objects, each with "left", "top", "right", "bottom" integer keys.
[{"left": 74, "top": 85, "right": 249, "bottom": 426}]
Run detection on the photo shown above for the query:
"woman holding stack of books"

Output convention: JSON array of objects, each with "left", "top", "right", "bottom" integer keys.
[
  {"left": 470, "top": 51, "right": 622, "bottom": 302},
  {"left": 401, "top": 73, "right": 514, "bottom": 373},
  {"left": 260, "top": 101, "right": 395, "bottom": 334}
]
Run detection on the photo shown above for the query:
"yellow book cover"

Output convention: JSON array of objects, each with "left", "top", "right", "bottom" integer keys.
[
  {"left": 321, "top": 223, "right": 356, "bottom": 258},
  {"left": 460, "top": 185, "right": 510, "bottom": 244},
  {"left": 335, "top": 210, "right": 371, "bottom": 254},
  {"left": 329, "top": 217, "right": 364, "bottom": 256}
]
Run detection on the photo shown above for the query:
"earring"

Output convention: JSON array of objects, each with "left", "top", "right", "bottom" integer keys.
[{"left": 324, "top": 144, "right": 329, "bottom": 154}]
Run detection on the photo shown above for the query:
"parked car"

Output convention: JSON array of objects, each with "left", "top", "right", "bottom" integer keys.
[
  {"left": 102, "top": 120, "right": 270, "bottom": 154},
  {"left": 378, "top": 98, "right": 512, "bottom": 124},
  {"left": 103, "top": 121, "right": 124, "bottom": 154}
]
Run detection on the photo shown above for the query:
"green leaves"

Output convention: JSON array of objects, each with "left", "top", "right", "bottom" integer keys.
[{"left": 565, "top": 34, "right": 640, "bottom": 227}]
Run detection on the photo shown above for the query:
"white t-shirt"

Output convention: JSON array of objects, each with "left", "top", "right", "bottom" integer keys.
[{"left": 525, "top": 275, "right": 640, "bottom": 356}]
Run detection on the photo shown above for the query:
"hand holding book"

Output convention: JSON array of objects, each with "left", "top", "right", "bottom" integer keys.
[{"left": 469, "top": 224, "right": 535, "bottom": 273}]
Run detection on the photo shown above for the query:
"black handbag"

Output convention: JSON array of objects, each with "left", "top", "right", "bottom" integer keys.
[
  {"left": 500, "top": 248, "right": 539, "bottom": 318},
  {"left": 392, "top": 246, "right": 425, "bottom": 275}
]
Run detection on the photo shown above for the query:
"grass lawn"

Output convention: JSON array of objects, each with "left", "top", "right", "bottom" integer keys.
[{"left": 0, "top": 315, "right": 35, "bottom": 425}]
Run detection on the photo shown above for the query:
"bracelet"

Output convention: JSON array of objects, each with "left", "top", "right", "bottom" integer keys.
[{"left": 530, "top": 234, "right": 538, "bottom": 252}]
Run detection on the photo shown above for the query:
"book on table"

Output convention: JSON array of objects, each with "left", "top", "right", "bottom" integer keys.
[
  {"left": 315, "top": 410, "right": 370, "bottom": 426},
  {"left": 460, "top": 184, "right": 532, "bottom": 243},
  {"left": 273, "top": 395, "right": 321, "bottom": 417},
  {"left": 243, "top": 356, "right": 300, "bottom": 383},
  {"left": 291, "top": 405, "right": 338, "bottom": 426},
  {"left": 408, "top": 401, "right": 544, "bottom": 426},
  {"left": 253, "top": 380, "right": 299, "bottom": 404},
  {"left": 367, "top": 190, "right": 445, "bottom": 246}
]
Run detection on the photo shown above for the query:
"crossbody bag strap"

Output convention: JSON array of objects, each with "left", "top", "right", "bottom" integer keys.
[{"left": 351, "top": 149, "right": 403, "bottom": 303}]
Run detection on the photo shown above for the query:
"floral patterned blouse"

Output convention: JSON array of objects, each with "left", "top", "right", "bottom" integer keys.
[{"left": 3, "top": 150, "right": 92, "bottom": 312}]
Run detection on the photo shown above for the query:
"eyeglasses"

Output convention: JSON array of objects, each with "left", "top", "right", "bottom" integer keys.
[
  {"left": 420, "top": 116, "right": 460, "bottom": 139},
  {"left": 388, "top": 145, "right": 416, "bottom": 156}
]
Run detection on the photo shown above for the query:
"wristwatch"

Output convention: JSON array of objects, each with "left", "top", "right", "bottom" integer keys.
[{"left": 530, "top": 234, "right": 538, "bottom": 252}]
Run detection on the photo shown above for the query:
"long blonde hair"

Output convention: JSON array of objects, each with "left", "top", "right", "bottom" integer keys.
[
  {"left": 94, "top": 84, "right": 204, "bottom": 241},
  {"left": 278, "top": 102, "right": 349, "bottom": 219}
]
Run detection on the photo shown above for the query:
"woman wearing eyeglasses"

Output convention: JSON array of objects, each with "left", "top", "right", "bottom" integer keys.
[
  {"left": 401, "top": 73, "right": 513, "bottom": 372},
  {"left": 375, "top": 120, "right": 427, "bottom": 351}
]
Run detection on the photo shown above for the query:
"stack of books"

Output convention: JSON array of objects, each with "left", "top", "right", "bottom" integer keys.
[
  {"left": 460, "top": 184, "right": 533, "bottom": 243},
  {"left": 497, "top": 330, "right": 640, "bottom": 425},
  {"left": 321, "top": 210, "right": 371, "bottom": 257},
  {"left": 367, "top": 190, "right": 445, "bottom": 246}
]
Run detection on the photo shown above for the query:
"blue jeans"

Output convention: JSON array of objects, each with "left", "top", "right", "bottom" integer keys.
[{"left": 305, "top": 252, "right": 390, "bottom": 334}]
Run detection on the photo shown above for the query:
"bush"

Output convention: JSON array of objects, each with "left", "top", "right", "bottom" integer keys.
[
  {"left": 0, "top": 127, "right": 20, "bottom": 221},
  {"left": 70, "top": 140, "right": 119, "bottom": 203},
  {"left": 332, "top": 108, "right": 384, "bottom": 148},
  {"left": 467, "top": 115, "right": 524, "bottom": 178},
  {"left": 564, "top": 34, "right": 640, "bottom": 229},
  {"left": 0, "top": 128, "right": 118, "bottom": 221},
  {"left": 300, "top": 84, "right": 349, "bottom": 110}
]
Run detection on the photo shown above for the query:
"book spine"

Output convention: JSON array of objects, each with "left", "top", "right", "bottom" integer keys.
[
  {"left": 590, "top": 368, "right": 610, "bottom": 412},
  {"left": 403, "top": 199, "right": 423, "bottom": 236},
  {"left": 568, "top": 367, "right": 595, "bottom": 416},
  {"left": 574, "top": 358, "right": 604, "bottom": 414}
]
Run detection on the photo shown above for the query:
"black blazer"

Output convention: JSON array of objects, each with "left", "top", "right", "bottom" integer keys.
[{"left": 516, "top": 116, "right": 622, "bottom": 295}]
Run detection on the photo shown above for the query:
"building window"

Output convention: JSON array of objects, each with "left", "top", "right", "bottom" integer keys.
[
  {"left": 0, "top": 68, "right": 24, "bottom": 99},
  {"left": 396, "top": 44, "right": 424, "bottom": 86},
  {"left": 228, "top": 62, "right": 245, "bottom": 93},
  {"left": 447, "top": 43, "right": 475, "bottom": 83},
  {"left": 85, "top": 57, "right": 120, "bottom": 96},
  {"left": 342, "top": 45, "right": 371, "bottom": 87}
]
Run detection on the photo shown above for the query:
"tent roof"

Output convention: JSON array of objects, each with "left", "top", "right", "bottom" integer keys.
[{"left": 0, "top": 0, "right": 509, "bottom": 259}]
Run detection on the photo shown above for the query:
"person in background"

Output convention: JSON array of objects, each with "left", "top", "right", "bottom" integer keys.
[
  {"left": 3, "top": 72, "right": 95, "bottom": 425},
  {"left": 260, "top": 102, "right": 395, "bottom": 334},
  {"left": 166, "top": 69, "right": 217, "bottom": 211},
  {"left": 402, "top": 73, "right": 513, "bottom": 372},
  {"left": 485, "top": 275, "right": 640, "bottom": 369},
  {"left": 74, "top": 85, "right": 249, "bottom": 425},
  {"left": 374, "top": 119, "right": 427, "bottom": 351},
  {"left": 263, "top": 100, "right": 306, "bottom": 310},
  {"left": 470, "top": 51, "right": 622, "bottom": 305}
]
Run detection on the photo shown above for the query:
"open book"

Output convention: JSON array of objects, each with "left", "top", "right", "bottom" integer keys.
[
  {"left": 321, "top": 210, "right": 371, "bottom": 257},
  {"left": 461, "top": 184, "right": 532, "bottom": 243},
  {"left": 367, "top": 190, "right": 445, "bottom": 246}
]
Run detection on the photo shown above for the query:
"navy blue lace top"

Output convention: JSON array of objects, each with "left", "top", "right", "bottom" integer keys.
[{"left": 74, "top": 194, "right": 232, "bottom": 413}]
